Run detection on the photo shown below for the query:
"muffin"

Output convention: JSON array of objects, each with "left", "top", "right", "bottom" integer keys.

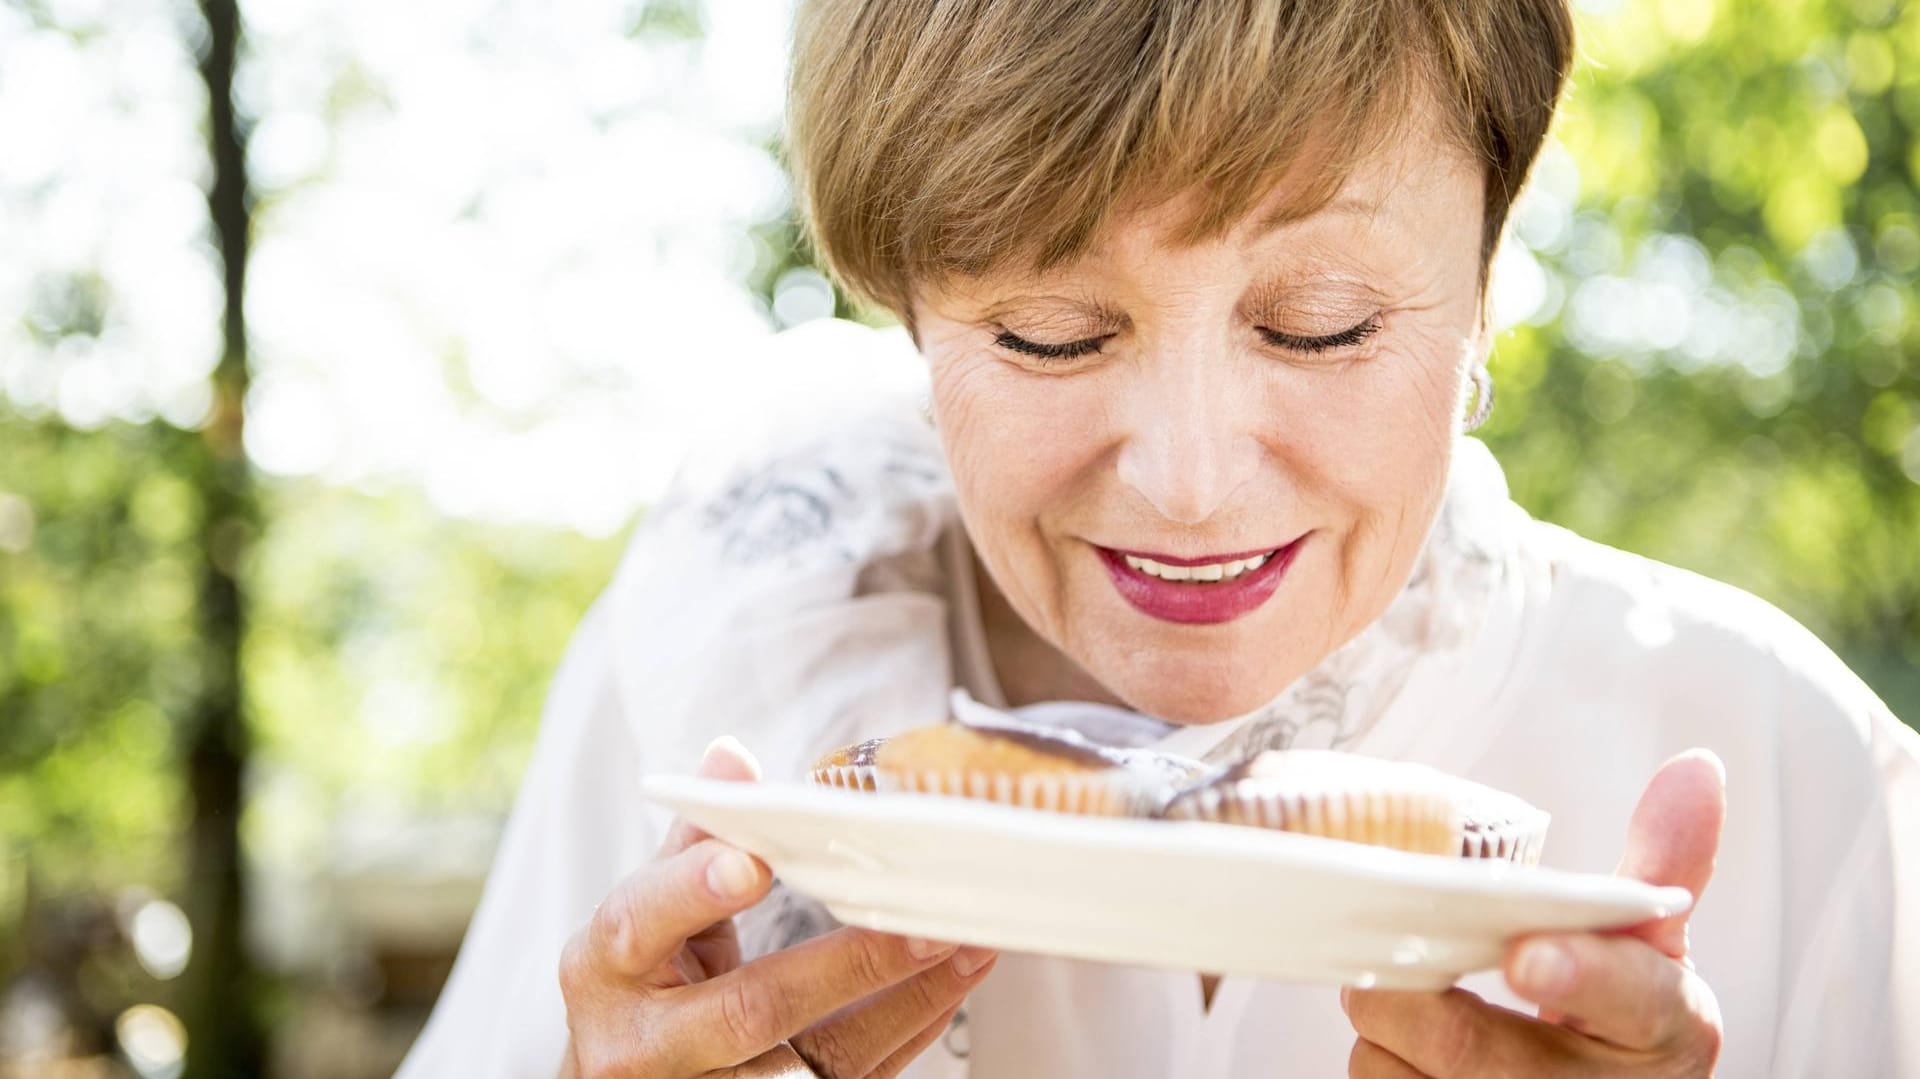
[
  {"left": 1161, "top": 749, "right": 1549, "bottom": 863},
  {"left": 811, "top": 737, "right": 888, "bottom": 792},
  {"left": 809, "top": 720, "right": 1197, "bottom": 817},
  {"left": 1457, "top": 782, "right": 1551, "bottom": 864},
  {"left": 1161, "top": 750, "right": 1461, "bottom": 854}
]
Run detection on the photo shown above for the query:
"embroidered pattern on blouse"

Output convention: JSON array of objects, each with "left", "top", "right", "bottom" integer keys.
[
  {"left": 699, "top": 426, "right": 950, "bottom": 571},
  {"left": 942, "top": 1000, "right": 971, "bottom": 1058},
  {"left": 703, "top": 459, "right": 861, "bottom": 568},
  {"left": 737, "top": 878, "right": 842, "bottom": 962},
  {"left": 1202, "top": 442, "right": 1513, "bottom": 762}
]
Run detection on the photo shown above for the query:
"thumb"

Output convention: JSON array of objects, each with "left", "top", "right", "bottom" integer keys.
[
  {"left": 695, "top": 734, "right": 762, "bottom": 783},
  {"left": 661, "top": 735, "right": 763, "bottom": 856},
  {"left": 1613, "top": 748, "right": 1726, "bottom": 959}
]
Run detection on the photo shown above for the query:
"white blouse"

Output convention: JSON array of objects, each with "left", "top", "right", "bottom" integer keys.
[{"left": 396, "top": 320, "right": 1920, "bottom": 1079}]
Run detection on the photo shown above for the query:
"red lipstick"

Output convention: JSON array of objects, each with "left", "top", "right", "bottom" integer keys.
[{"left": 1097, "top": 536, "right": 1306, "bottom": 625}]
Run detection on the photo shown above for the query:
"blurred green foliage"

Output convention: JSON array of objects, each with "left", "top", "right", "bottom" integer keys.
[
  {"left": 246, "top": 479, "right": 625, "bottom": 818},
  {"left": 0, "top": 409, "right": 626, "bottom": 999},
  {"left": 1478, "top": 0, "right": 1920, "bottom": 718},
  {"left": 0, "top": 419, "right": 197, "bottom": 912}
]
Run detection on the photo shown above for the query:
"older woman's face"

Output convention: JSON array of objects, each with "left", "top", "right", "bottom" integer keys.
[{"left": 911, "top": 119, "right": 1489, "bottom": 724}]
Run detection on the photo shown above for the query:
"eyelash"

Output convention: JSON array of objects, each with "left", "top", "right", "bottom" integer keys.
[
  {"left": 992, "top": 330, "right": 1111, "bottom": 360},
  {"left": 993, "top": 316, "right": 1383, "bottom": 362},
  {"left": 1258, "top": 317, "right": 1383, "bottom": 353}
]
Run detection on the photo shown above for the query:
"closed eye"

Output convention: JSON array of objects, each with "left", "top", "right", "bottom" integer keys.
[
  {"left": 992, "top": 330, "right": 1110, "bottom": 360},
  {"left": 1258, "top": 316, "right": 1382, "bottom": 353},
  {"left": 994, "top": 316, "right": 1381, "bottom": 360}
]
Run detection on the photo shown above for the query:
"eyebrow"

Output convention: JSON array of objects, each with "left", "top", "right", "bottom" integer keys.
[
  {"left": 1238, "top": 274, "right": 1386, "bottom": 324},
  {"left": 982, "top": 292, "right": 1131, "bottom": 329},
  {"left": 975, "top": 192, "right": 1398, "bottom": 308}
]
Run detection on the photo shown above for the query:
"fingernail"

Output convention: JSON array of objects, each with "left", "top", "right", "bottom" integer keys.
[
  {"left": 1516, "top": 940, "right": 1573, "bottom": 995},
  {"left": 1679, "top": 747, "right": 1726, "bottom": 785},
  {"left": 706, "top": 848, "right": 760, "bottom": 899},
  {"left": 951, "top": 946, "right": 995, "bottom": 978},
  {"left": 907, "top": 937, "right": 957, "bottom": 961},
  {"left": 701, "top": 735, "right": 761, "bottom": 778}
]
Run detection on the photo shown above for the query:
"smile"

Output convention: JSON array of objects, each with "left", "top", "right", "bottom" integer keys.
[
  {"left": 1097, "top": 538, "right": 1307, "bottom": 625},
  {"left": 1121, "top": 550, "right": 1272, "bottom": 582}
]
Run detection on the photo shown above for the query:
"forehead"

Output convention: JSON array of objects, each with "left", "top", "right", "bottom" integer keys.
[
  {"left": 909, "top": 92, "right": 1484, "bottom": 320},
  {"left": 1104, "top": 110, "right": 1481, "bottom": 265}
]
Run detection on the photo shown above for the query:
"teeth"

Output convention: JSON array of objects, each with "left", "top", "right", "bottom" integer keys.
[{"left": 1122, "top": 550, "right": 1275, "bottom": 583}]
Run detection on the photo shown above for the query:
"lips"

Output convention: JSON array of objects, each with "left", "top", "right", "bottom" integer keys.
[{"left": 1097, "top": 536, "right": 1307, "bottom": 625}]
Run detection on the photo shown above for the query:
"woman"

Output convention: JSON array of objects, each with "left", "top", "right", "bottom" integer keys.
[{"left": 399, "top": 0, "right": 1919, "bottom": 1076}]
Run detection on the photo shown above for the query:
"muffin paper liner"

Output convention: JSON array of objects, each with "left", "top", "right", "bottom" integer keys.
[
  {"left": 1454, "top": 782, "right": 1551, "bottom": 866},
  {"left": 1161, "top": 780, "right": 1460, "bottom": 856},
  {"left": 809, "top": 763, "right": 1155, "bottom": 816},
  {"left": 1162, "top": 760, "right": 1551, "bottom": 864},
  {"left": 809, "top": 746, "right": 1549, "bottom": 863},
  {"left": 809, "top": 762, "right": 880, "bottom": 792}
]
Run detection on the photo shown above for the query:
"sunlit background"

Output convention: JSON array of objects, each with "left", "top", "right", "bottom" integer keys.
[{"left": 3, "top": 0, "right": 1917, "bottom": 1074}]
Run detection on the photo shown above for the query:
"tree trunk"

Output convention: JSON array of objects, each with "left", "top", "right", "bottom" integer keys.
[{"left": 181, "top": 0, "right": 265, "bottom": 1073}]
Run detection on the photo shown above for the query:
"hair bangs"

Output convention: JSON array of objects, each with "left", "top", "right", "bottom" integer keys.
[{"left": 787, "top": 0, "right": 1570, "bottom": 322}]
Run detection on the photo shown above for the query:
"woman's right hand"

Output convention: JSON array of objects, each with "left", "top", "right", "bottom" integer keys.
[{"left": 558, "top": 735, "right": 999, "bottom": 1078}]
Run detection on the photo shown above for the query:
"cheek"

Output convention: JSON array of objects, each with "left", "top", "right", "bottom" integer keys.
[
  {"left": 1306, "top": 334, "right": 1462, "bottom": 464},
  {"left": 932, "top": 356, "right": 1111, "bottom": 505},
  {"left": 1286, "top": 341, "right": 1462, "bottom": 612},
  {"left": 930, "top": 357, "right": 1106, "bottom": 608}
]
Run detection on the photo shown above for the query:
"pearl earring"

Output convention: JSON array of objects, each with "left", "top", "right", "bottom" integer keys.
[{"left": 1464, "top": 363, "right": 1494, "bottom": 432}]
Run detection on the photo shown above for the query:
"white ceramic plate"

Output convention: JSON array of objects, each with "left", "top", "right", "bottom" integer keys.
[{"left": 642, "top": 775, "right": 1692, "bottom": 990}]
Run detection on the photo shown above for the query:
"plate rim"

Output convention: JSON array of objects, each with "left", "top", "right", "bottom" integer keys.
[{"left": 641, "top": 773, "right": 1694, "bottom": 919}]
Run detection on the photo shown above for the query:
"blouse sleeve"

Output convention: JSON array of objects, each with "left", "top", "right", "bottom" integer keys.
[
  {"left": 1766, "top": 702, "right": 1920, "bottom": 1077},
  {"left": 395, "top": 320, "right": 965, "bottom": 1075},
  {"left": 393, "top": 595, "right": 664, "bottom": 1078},
  {"left": 1881, "top": 712, "right": 1920, "bottom": 1073}
]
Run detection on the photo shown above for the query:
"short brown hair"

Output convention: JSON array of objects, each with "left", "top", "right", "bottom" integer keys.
[{"left": 785, "top": 0, "right": 1574, "bottom": 324}]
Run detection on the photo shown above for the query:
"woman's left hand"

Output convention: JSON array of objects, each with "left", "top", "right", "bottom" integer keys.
[{"left": 1342, "top": 750, "right": 1727, "bottom": 1077}]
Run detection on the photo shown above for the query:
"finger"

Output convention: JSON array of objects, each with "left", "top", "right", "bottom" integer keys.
[
  {"left": 587, "top": 837, "right": 771, "bottom": 978},
  {"left": 869, "top": 999, "right": 964, "bottom": 1079},
  {"left": 661, "top": 735, "right": 763, "bottom": 857},
  {"left": 1612, "top": 744, "right": 1735, "bottom": 952},
  {"left": 793, "top": 949, "right": 997, "bottom": 1078},
  {"left": 1613, "top": 748, "right": 1725, "bottom": 958},
  {"left": 1347, "top": 1038, "right": 1426, "bottom": 1079},
  {"left": 1613, "top": 748, "right": 1726, "bottom": 891},
  {"left": 1341, "top": 987, "right": 1582, "bottom": 1078},
  {"left": 1504, "top": 932, "right": 1703, "bottom": 1050},
  {"left": 667, "top": 927, "right": 963, "bottom": 1072},
  {"left": 682, "top": 918, "right": 743, "bottom": 984}
]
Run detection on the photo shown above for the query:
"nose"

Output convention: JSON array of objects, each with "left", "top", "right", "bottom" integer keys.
[{"left": 1114, "top": 356, "right": 1262, "bottom": 525}]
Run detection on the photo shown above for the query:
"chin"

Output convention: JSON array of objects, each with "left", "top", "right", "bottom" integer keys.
[{"left": 1096, "top": 649, "right": 1297, "bottom": 725}]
